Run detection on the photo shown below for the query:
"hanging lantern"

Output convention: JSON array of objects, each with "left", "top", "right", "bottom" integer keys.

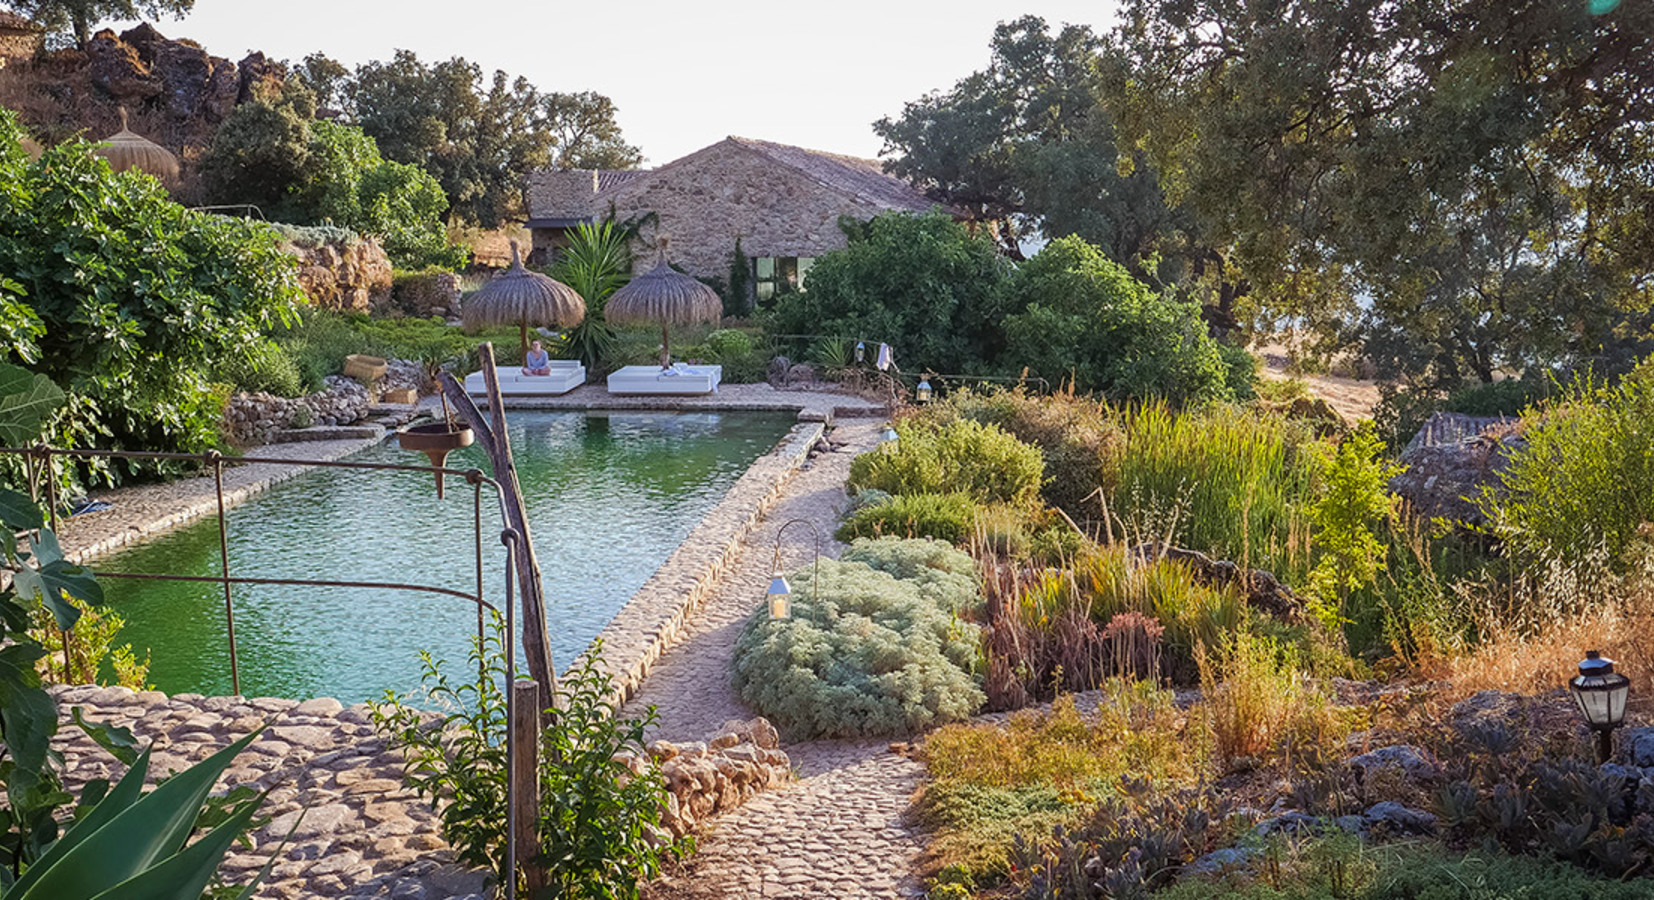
[
  {"left": 915, "top": 379, "right": 933, "bottom": 403},
  {"left": 766, "top": 573, "right": 792, "bottom": 621},
  {"left": 854, "top": 341, "right": 867, "bottom": 364}
]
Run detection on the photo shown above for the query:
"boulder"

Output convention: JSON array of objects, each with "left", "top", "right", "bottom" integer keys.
[
  {"left": 1348, "top": 744, "right": 1442, "bottom": 783},
  {"left": 282, "top": 233, "right": 393, "bottom": 311},
  {"left": 1361, "top": 801, "right": 1436, "bottom": 834},
  {"left": 1130, "top": 542, "right": 1302, "bottom": 621},
  {"left": 1623, "top": 727, "right": 1654, "bottom": 768}
]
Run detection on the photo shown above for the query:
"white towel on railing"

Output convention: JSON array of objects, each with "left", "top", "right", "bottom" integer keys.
[{"left": 876, "top": 343, "right": 893, "bottom": 371}]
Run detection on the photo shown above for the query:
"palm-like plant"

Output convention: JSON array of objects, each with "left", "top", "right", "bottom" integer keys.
[{"left": 547, "top": 221, "right": 634, "bottom": 372}]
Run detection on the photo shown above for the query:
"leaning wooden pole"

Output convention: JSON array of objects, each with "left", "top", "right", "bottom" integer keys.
[{"left": 439, "top": 344, "right": 557, "bottom": 700}]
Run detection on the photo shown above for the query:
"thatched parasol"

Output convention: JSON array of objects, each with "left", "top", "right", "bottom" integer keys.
[
  {"left": 93, "top": 107, "right": 179, "bottom": 184},
  {"left": 462, "top": 240, "right": 586, "bottom": 356},
  {"left": 604, "top": 243, "right": 722, "bottom": 368}
]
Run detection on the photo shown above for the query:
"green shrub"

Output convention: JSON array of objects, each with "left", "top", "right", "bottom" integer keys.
[
  {"left": 1220, "top": 343, "right": 1261, "bottom": 400},
  {"left": 933, "top": 388, "right": 1121, "bottom": 515},
  {"left": 836, "top": 492, "right": 980, "bottom": 544},
  {"left": 217, "top": 341, "right": 305, "bottom": 397},
  {"left": 1002, "top": 236, "right": 1233, "bottom": 404},
  {"left": 698, "top": 328, "right": 767, "bottom": 383},
  {"left": 848, "top": 419, "right": 1045, "bottom": 506},
  {"left": 839, "top": 536, "right": 980, "bottom": 613},
  {"left": 373, "top": 620, "right": 684, "bottom": 893},
  {"left": 1481, "top": 371, "right": 1654, "bottom": 574},
  {"left": 731, "top": 551, "right": 985, "bottom": 739},
  {"left": 1, "top": 110, "right": 302, "bottom": 484}
]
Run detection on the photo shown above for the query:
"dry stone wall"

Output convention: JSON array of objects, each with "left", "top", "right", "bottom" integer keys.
[
  {"left": 226, "top": 376, "right": 372, "bottom": 445},
  {"left": 636, "top": 717, "right": 791, "bottom": 838}
]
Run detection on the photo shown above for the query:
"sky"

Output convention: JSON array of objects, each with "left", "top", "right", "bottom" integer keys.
[{"left": 99, "top": 0, "right": 1122, "bottom": 165}]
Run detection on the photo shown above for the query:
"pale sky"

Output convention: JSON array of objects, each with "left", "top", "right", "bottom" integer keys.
[{"left": 100, "top": 0, "right": 1122, "bottom": 165}]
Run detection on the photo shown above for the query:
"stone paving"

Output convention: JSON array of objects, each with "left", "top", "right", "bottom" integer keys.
[
  {"left": 628, "top": 421, "right": 930, "bottom": 900},
  {"left": 49, "top": 684, "right": 484, "bottom": 900}
]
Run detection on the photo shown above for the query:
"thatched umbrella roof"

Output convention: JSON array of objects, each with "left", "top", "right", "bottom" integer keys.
[
  {"left": 605, "top": 249, "right": 722, "bottom": 368},
  {"left": 462, "top": 240, "right": 586, "bottom": 356},
  {"left": 93, "top": 108, "right": 178, "bottom": 184}
]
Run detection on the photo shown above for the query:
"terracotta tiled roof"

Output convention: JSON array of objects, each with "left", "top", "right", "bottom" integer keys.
[
  {"left": 0, "top": 10, "right": 42, "bottom": 31},
  {"left": 725, "top": 136, "right": 943, "bottom": 214}
]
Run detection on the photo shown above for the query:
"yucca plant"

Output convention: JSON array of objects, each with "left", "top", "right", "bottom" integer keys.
[{"left": 548, "top": 220, "right": 635, "bottom": 372}]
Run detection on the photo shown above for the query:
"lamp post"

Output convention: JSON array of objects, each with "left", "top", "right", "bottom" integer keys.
[
  {"left": 1570, "top": 650, "right": 1631, "bottom": 763},
  {"left": 767, "top": 518, "right": 824, "bottom": 622}
]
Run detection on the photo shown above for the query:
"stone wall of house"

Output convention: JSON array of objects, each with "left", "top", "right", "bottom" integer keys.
[
  {"left": 532, "top": 141, "right": 891, "bottom": 281},
  {"left": 607, "top": 141, "right": 888, "bottom": 279}
]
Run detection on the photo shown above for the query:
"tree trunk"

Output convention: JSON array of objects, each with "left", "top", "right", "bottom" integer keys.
[{"left": 73, "top": 13, "right": 91, "bottom": 47}]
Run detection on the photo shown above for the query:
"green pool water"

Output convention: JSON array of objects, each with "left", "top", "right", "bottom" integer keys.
[{"left": 96, "top": 411, "right": 794, "bottom": 703}]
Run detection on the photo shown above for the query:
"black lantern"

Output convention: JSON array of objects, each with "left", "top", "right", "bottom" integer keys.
[
  {"left": 915, "top": 378, "right": 933, "bottom": 403},
  {"left": 1570, "top": 650, "right": 1631, "bottom": 762}
]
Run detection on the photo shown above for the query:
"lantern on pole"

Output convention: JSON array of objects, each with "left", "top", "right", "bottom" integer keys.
[{"left": 1570, "top": 650, "right": 1631, "bottom": 763}]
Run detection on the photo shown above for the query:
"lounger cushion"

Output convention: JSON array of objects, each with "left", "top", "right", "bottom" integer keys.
[
  {"left": 606, "top": 364, "right": 722, "bottom": 395},
  {"left": 464, "top": 363, "right": 586, "bottom": 396}
]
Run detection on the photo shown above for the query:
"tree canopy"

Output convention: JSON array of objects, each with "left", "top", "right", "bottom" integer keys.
[
  {"left": 339, "top": 50, "right": 642, "bottom": 227},
  {"left": 877, "top": 3, "right": 1654, "bottom": 386},
  {"left": 3, "top": 0, "right": 192, "bottom": 45},
  {"left": 0, "top": 109, "right": 303, "bottom": 482},
  {"left": 200, "top": 81, "right": 463, "bottom": 269}
]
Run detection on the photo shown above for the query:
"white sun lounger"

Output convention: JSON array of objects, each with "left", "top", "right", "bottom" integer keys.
[
  {"left": 464, "top": 361, "right": 586, "bottom": 397},
  {"left": 606, "top": 364, "right": 722, "bottom": 396}
]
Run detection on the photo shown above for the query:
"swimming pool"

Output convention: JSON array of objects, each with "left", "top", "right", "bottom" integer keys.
[{"left": 96, "top": 411, "right": 796, "bottom": 703}]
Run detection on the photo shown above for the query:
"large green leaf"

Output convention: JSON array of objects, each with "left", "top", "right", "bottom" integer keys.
[
  {"left": 0, "top": 489, "right": 42, "bottom": 531},
  {"left": 0, "top": 644, "right": 54, "bottom": 805},
  {"left": 5, "top": 749, "right": 152, "bottom": 898},
  {"left": 70, "top": 707, "right": 140, "bottom": 767},
  {"left": 0, "top": 363, "right": 63, "bottom": 447},
  {"left": 87, "top": 793, "right": 266, "bottom": 900},
  {"left": 6, "top": 731, "right": 260, "bottom": 900}
]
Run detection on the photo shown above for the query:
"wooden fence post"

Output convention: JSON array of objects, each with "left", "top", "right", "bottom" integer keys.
[{"left": 512, "top": 678, "right": 545, "bottom": 892}]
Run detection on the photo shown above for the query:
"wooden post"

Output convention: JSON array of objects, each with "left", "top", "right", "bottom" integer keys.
[
  {"left": 439, "top": 345, "right": 558, "bottom": 701},
  {"left": 511, "top": 679, "right": 545, "bottom": 892}
]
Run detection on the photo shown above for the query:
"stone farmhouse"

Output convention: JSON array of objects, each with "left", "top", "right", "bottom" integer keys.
[{"left": 526, "top": 136, "right": 950, "bottom": 303}]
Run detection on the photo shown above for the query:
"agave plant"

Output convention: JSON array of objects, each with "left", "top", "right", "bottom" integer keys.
[{"left": 2, "top": 730, "right": 275, "bottom": 899}]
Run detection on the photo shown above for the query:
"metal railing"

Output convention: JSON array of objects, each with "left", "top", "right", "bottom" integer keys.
[
  {"left": 4, "top": 444, "right": 517, "bottom": 696},
  {"left": 4, "top": 440, "right": 543, "bottom": 895}
]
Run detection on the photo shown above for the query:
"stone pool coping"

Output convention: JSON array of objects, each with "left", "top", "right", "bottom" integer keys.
[
  {"left": 469, "top": 382, "right": 888, "bottom": 420},
  {"left": 582, "top": 419, "right": 828, "bottom": 705}
]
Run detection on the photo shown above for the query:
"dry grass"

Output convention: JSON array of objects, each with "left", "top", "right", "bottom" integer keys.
[{"left": 1197, "top": 631, "right": 1354, "bottom": 771}]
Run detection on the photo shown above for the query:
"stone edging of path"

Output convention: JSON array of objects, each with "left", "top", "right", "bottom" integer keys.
[
  {"left": 584, "top": 421, "right": 826, "bottom": 705},
  {"left": 62, "top": 434, "right": 387, "bottom": 566}
]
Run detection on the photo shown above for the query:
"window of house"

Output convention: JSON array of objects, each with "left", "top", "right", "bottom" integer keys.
[{"left": 753, "top": 256, "right": 814, "bottom": 303}]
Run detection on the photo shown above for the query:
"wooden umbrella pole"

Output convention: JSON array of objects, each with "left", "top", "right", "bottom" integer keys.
[
  {"left": 439, "top": 344, "right": 558, "bottom": 703},
  {"left": 660, "top": 324, "right": 670, "bottom": 369},
  {"left": 519, "top": 321, "right": 529, "bottom": 360}
]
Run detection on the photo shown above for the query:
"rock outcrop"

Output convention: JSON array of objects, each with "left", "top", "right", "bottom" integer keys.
[
  {"left": 280, "top": 230, "right": 394, "bottom": 312},
  {"left": 12, "top": 24, "right": 284, "bottom": 155},
  {"left": 1131, "top": 542, "right": 1304, "bottom": 621}
]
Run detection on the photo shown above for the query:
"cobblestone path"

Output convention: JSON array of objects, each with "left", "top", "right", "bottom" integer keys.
[{"left": 628, "top": 421, "right": 929, "bottom": 899}]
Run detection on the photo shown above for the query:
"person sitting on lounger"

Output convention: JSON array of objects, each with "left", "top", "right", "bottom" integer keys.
[{"left": 522, "top": 340, "right": 551, "bottom": 376}]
